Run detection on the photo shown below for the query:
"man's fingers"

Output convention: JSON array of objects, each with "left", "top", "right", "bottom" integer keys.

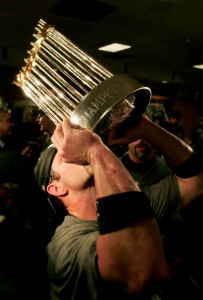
[{"left": 51, "top": 123, "right": 64, "bottom": 148}]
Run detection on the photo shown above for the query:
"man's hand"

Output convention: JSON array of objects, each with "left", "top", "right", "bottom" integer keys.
[
  {"left": 107, "top": 113, "right": 150, "bottom": 147},
  {"left": 51, "top": 118, "right": 102, "bottom": 164}
]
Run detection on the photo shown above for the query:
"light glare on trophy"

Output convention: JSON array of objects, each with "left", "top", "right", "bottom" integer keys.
[{"left": 13, "top": 19, "right": 151, "bottom": 136}]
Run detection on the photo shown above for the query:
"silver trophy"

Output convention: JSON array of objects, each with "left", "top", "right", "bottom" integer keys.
[{"left": 13, "top": 19, "right": 151, "bottom": 137}]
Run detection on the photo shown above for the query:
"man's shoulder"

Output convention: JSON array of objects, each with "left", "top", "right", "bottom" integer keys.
[
  {"left": 48, "top": 216, "right": 99, "bottom": 251},
  {"left": 47, "top": 216, "right": 99, "bottom": 274}
]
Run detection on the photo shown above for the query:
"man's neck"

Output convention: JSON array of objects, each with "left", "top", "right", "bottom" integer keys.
[
  {"left": 122, "top": 153, "right": 155, "bottom": 174},
  {"left": 128, "top": 151, "right": 154, "bottom": 165},
  {"left": 64, "top": 189, "right": 97, "bottom": 221}
]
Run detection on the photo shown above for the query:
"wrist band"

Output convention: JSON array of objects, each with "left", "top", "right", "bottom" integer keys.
[
  {"left": 170, "top": 152, "right": 203, "bottom": 178},
  {"left": 96, "top": 191, "right": 154, "bottom": 235}
]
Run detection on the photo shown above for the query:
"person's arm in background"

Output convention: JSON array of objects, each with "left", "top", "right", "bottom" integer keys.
[
  {"left": 51, "top": 119, "right": 170, "bottom": 296},
  {"left": 107, "top": 115, "right": 203, "bottom": 209}
]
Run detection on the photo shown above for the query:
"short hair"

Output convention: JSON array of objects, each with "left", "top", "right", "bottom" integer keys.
[{"left": 34, "top": 145, "right": 57, "bottom": 193}]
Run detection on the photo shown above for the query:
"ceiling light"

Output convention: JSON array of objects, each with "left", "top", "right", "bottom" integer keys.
[
  {"left": 193, "top": 64, "right": 203, "bottom": 70},
  {"left": 98, "top": 43, "right": 131, "bottom": 53}
]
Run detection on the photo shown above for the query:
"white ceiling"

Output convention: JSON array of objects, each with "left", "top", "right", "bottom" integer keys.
[{"left": 1, "top": 0, "right": 203, "bottom": 98}]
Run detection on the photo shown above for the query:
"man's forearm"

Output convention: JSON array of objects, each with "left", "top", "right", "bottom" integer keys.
[
  {"left": 89, "top": 142, "right": 140, "bottom": 199},
  {"left": 136, "top": 117, "right": 193, "bottom": 166}
]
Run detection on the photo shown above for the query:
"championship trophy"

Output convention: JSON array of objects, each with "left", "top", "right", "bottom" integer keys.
[{"left": 13, "top": 19, "right": 151, "bottom": 138}]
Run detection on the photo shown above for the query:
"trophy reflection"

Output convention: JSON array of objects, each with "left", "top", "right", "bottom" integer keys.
[{"left": 13, "top": 19, "right": 151, "bottom": 137}]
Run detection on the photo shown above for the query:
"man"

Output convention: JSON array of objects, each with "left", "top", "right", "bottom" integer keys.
[
  {"left": 160, "top": 109, "right": 186, "bottom": 141},
  {"left": 107, "top": 114, "right": 203, "bottom": 298},
  {"left": 118, "top": 138, "right": 176, "bottom": 229},
  {"left": 120, "top": 139, "right": 171, "bottom": 186},
  {"left": 115, "top": 137, "right": 184, "bottom": 263},
  {"left": 37, "top": 111, "right": 56, "bottom": 152},
  {"left": 107, "top": 113, "right": 203, "bottom": 228},
  {"left": 0, "top": 108, "right": 14, "bottom": 152},
  {"left": 34, "top": 118, "right": 170, "bottom": 300}
]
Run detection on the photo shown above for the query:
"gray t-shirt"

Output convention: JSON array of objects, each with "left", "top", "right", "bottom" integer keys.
[
  {"left": 47, "top": 215, "right": 158, "bottom": 300},
  {"left": 142, "top": 174, "right": 181, "bottom": 231},
  {"left": 121, "top": 153, "right": 181, "bottom": 230},
  {"left": 46, "top": 155, "right": 181, "bottom": 300},
  {"left": 47, "top": 216, "right": 99, "bottom": 300}
]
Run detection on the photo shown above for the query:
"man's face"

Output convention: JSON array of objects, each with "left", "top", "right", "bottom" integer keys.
[
  {"left": 38, "top": 114, "right": 55, "bottom": 133},
  {"left": 0, "top": 112, "right": 14, "bottom": 139},
  {"left": 128, "top": 139, "right": 153, "bottom": 161}
]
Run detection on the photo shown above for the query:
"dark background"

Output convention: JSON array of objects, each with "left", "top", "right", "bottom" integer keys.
[{"left": 1, "top": 0, "right": 203, "bottom": 138}]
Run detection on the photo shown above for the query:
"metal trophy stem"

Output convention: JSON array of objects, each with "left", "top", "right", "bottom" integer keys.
[{"left": 13, "top": 19, "right": 151, "bottom": 136}]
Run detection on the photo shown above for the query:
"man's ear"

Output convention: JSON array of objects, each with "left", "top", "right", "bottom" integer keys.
[{"left": 47, "top": 182, "right": 68, "bottom": 197}]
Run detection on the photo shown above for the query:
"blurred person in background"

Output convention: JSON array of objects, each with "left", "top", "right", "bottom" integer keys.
[
  {"left": 16, "top": 105, "right": 45, "bottom": 167},
  {"left": 0, "top": 107, "right": 15, "bottom": 153},
  {"left": 107, "top": 112, "right": 203, "bottom": 299},
  {"left": 37, "top": 111, "right": 56, "bottom": 152},
  {"left": 161, "top": 109, "right": 185, "bottom": 140},
  {"left": 120, "top": 139, "right": 171, "bottom": 192},
  {"left": 0, "top": 150, "right": 54, "bottom": 300}
]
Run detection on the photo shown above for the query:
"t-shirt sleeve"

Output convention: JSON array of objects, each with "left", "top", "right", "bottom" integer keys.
[{"left": 142, "top": 174, "right": 180, "bottom": 228}]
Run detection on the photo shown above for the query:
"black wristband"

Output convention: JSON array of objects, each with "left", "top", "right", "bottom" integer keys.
[
  {"left": 170, "top": 152, "right": 203, "bottom": 178},
  {"left": 96, "top": 191, "right": 154, "bottom": 235}
]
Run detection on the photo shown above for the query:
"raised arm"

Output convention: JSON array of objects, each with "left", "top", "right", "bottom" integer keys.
[
  {"left": 108, "top": 115, "right": 203, "bottom": 208},
  {"left": 51, "top": 118, "right": 170, "bottom": 295}
]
